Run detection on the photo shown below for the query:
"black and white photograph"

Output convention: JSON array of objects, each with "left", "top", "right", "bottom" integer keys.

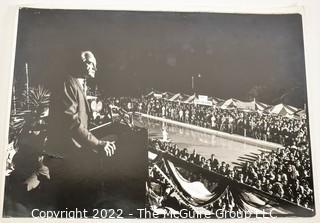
[{"left": 2, "top": 7, "right": 315, "bottom": 219}]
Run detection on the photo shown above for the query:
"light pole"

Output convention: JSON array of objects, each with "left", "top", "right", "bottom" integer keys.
[
  {"left": 191, "top": 73, "right": 201, "bottom": 94},
  {"left": 25, "top": 62, "right": 30, "bottom": 110},
  {"left": 191, "top": 76, "right": 194, "bottom": 91}
]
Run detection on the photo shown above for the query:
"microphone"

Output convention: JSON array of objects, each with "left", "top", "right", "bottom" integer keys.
[{"left": 112, "top": 105, "right": 134, "bottom": 128}]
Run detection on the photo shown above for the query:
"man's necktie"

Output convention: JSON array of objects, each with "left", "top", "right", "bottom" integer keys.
[{"left": 82, "top": 79, "right": 87, "bottom": 96}]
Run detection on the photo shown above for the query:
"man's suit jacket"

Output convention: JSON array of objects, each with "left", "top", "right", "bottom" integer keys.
[
  {"left": 45, "top": 76, "right": 103, "bottom": 207},
  {"left": 47, "top": 75, "right": 100, "bottom": 159}
]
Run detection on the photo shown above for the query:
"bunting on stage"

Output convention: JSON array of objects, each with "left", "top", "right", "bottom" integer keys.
[
  {"left": 148, "top": 151, "right": 312, "bottom": 216},
  {"left": 161, "top": 156, "right": 308, "bottom": 216},
  {"left": 164, "top": 159, "right": 228, "bottom": 207},
  {"left": 230, "top": 186, "right": 293, "bottom": 215}
]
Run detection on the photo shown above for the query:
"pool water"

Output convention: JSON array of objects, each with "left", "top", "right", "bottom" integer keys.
[{"left": 133, "top": 115, "right": 274, "bottom": 167}]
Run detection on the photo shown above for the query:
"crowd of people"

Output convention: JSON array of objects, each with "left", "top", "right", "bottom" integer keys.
[
  {"left": 135, "top": 98, "right": 309, "bottom": 147},
  {"left": 240, "top": 145, "right": 313, "bottom": 208},
  {"left": 148, "top": 136, "right": 313, "bottom": 210},
  {"left": 95, "top": 96, "right": 308, "bottom": 149},
  {"left": 91, "top": 96, "right": 313, "bottom": 210}
]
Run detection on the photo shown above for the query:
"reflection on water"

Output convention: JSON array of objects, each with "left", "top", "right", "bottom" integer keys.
[{"left": 134, "top": 115, "right": 272, "bottom": 167}]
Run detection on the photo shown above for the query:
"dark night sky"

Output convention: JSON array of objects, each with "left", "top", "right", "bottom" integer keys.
[{"left": 14, "top": 8, "right": 307, "bottom": 107}]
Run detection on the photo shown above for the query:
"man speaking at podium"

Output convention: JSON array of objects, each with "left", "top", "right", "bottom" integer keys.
[{"left": 46, "top": 51, "right": 116, "bottom": 213}]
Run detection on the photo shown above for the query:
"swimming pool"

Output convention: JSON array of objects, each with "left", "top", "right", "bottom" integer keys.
[{"left": 133, "top": 115, "right": 277, "bottom": 167}]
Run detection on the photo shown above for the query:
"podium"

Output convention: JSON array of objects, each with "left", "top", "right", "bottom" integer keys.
[{"left": 90, "top": 122, "right": 148, "bottom": 217}]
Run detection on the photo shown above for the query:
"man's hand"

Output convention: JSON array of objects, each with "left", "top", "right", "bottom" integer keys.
[{"left": 99, "top": 140, "right": 116, "bottom": 157}]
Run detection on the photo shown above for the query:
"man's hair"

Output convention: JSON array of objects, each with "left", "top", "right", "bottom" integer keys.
[{"left": 81, "top": 51, "right": 97, "bottom": 71}]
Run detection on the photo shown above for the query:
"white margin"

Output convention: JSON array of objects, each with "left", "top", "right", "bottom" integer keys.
[{"left": 0, "top": 1, "right": 319, "bottom": 223}]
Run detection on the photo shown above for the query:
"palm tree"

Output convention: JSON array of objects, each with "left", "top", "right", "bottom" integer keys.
[{"left": 23, "top": 85, "right": 50, "bottom": 115}]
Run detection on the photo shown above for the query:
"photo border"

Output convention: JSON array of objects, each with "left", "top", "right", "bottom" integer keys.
[{"left": 0, "top": 1, "right": 319, "bottom": 223}]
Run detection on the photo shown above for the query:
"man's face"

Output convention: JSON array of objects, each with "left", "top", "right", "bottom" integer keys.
[{"left": 81, "top": 52, "right": 97, "bottom": 78}]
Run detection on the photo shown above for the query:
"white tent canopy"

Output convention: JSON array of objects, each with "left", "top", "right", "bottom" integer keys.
[
  {"left": 252, "top": 100, "right": 269, "bottom": 111},
  {"left": 210, "top": 97, "right": 224, "bottom": 105},
  {"left": 143, "top": 91, "right": 302, "bottom": 116},
  {"left": 184, "top": 94, "right": 196, "bottom": 103},
  {"left": 145, "top": 90, "right": 164, "bottom": 98},
  {"left": 266, "top": 103, "right": 299, "bottom": 116},
  {"left": 178, "top": 93, "right": 191, "bottom": 102},
  {"left": 295, "top": 109, "right": 307, "bottom": 119},
  {"left": 169, "top": 93, "right": 181, "bottom": 101},
  {"left": 218, "top": 98, "right": 240, "bottom": 109},
  {"left": 162, "top": 92, "right": 176, "bottom": 100},
  {"left": 217, "top": 98, "right": 269, "bottom": 111}
]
